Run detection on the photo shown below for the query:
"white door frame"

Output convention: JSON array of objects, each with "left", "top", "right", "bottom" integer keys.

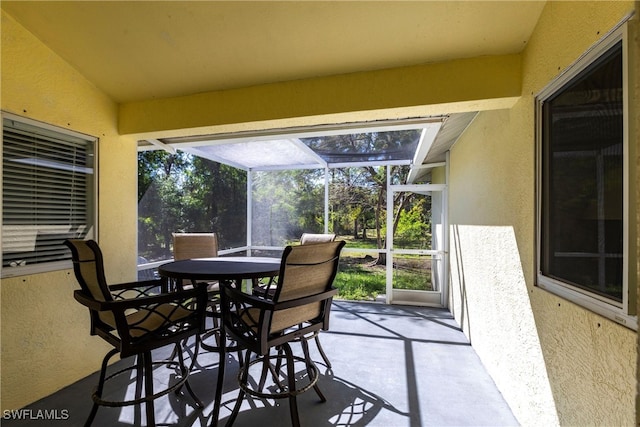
[{"left": 386, "top": 178, "right": 448, "bottom": 307}]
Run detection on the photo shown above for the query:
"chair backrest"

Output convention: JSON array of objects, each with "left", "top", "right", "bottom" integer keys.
[
  {"left": 65, "top": 239, "right": 112, "bottom": 302},
  {"left": 300, "top": 233, "right": 336, "bottom": 245},
  {"left": 65, "top": 239, "right": 117, "bottom": 328},
  {"left": 172, "top": 232, "right": 218, "bottom": 260},
  {"left": 67, "top": 239, "right": 207, "bottom": 358},
  {"left": 270, "top": 240, "right": 345, "bottom": 333}
]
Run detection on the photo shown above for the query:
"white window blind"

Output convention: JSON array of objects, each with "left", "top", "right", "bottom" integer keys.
[{"left": 2, "top": 115, "right": 96, "bottom": 277}]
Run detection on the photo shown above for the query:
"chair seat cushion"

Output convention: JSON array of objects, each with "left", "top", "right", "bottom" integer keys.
[
  {"left": 240, "top": 308, "right": 261, "bottom": 332},
  {"left": 240, "top": 305, "right": 321, "bottom": 336},
  {"left": 123, "top": 303, "right": 195, "bottom": 338}
]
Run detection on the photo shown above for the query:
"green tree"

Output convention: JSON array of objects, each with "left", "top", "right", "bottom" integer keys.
[
  {"left": 252, "top": 169, "right": 324, "bottom": 245},
  {"left": 138, "top": 151, "right": 191, "bottom": 259},
  {"left": 138, "top": 129, "right": 425, "bottom": 264},
  {"left": 137, "top": 151, "right": 246, "bottom": 260},
  {"left": 394, "top": 197, "right": 431, "bottom": 248},
  {"left": 305, "top": 130, "right": 421, "bottom": 262}
]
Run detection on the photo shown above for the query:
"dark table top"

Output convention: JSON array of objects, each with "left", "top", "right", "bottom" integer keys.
[{"left": 158, "top": 256, "right": 281, "bottom": 281}]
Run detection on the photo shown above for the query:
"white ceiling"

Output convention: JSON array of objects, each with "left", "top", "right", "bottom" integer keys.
[{"left": 2, "top": 1, "right": 546, "bottom": 104}]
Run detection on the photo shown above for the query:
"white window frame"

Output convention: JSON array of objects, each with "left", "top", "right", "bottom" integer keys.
[
  {"left": 1, "top": 112, "right": 98, "bottom": 278},
  {"left": 535, "top": 21, "right": 636, "bottom": 330}
]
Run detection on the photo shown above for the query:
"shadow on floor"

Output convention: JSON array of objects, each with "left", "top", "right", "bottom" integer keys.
[{"left": 3, "top": 301, "right": 519, "bottom": 427}]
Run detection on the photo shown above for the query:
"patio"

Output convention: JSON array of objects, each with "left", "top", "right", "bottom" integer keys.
[{"left": 4, "top": 301, "right": 517, "bottom": 427}]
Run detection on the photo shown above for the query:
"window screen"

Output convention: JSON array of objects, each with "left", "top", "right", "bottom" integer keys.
[
  {"left": 539, "top": 41, "right": 624, "bottom": 303},
  {"left": 538, "top": 19, "right": 628, "bottom": 318},
  {"left": 2, "top": 116, "right": 95, "bottom": 276}
]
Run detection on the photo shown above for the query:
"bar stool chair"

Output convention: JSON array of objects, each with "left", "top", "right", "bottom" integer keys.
[
  {"left": 65, "top": 239, "right": 207, "bottom": 427},
  {"left": 220, "top": 240, "right": 345, "bottom": 426}
]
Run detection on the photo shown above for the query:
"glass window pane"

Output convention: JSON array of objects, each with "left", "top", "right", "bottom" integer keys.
[
  {"left": 540, "top": 41, "right": 623, "bottom": 302},
  {"left": 302, "top": 130, "right": 422, "bottom": 164},
  {"left": 198, "top": 139, "right": 322, "bottom": 169}
]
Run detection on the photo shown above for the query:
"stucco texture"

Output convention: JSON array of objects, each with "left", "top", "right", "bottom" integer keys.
[
  {"left": 448, "top": 2, "right": 637, "bottom": 426},
  {"left": 1, "top": 1, "right": 639, "bottom": 425},
  {"left": 1, "top": 11, "right": 138, "bottom": 410}
]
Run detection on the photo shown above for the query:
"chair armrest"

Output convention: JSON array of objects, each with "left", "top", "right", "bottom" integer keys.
[
  {"left": 222, "top": 285, "right": 337, "bottom": 312},
  {"left": 74, "top": 286, "right": 204, "bottom": 312},
  {"left": 109, "top": 278, "right": 164, "bottom": 291},
  {"left": 74, "top": 290, "right": 108, "bottom": 311},
  {"left": 108, "top": 279, "right": 165, "bottom": 299},
  {"left": 222, "top": 284, "right": 275, "bottom": 310}
]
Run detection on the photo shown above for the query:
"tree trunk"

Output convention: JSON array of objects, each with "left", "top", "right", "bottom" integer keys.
[{"left": 374, "top": 251, "right": 386, "bottom": 266}]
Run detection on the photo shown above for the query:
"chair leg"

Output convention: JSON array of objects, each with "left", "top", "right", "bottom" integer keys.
[
  {"left": 175, "top": 339, "right": 204, "bottom": 408},
  {"left": 142, "top": 351, "right": 156, "bottom": 427},
  {"left": 281, "top": 343, "right": 301, "bottom": 427},
  {"left": 314, "top": 334, "right": 332, "bottom": 368},
  {"left": 258, "top": 347, "right": 285, "bottom": 392},
  {"left": 85, "top": 348, "right": 119, "bottom": 427},
  {"left": 134, "top": 356, "right": 146, "bottom": 426},
  {"left": 211, "top": 332, "right": 227, "bottom": 427},
  {"left": 225, "top": 350, "right": 251, "bottom": 427},
  {"left": 301, "top": 337, "right": 326, "bottom": 402},
  {"left": 274, "top": 345, "right": 285, "bottom": 377},
  {"left": 257, "top": 351, "right": 271, "bottom": 391}
]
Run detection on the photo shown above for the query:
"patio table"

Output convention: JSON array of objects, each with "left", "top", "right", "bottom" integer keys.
[
  {"left": 158, "top": 256, "right": 281, "bottom": 286},
  {"left": 157, "top": 256, "right": 281, "bottom": 425}
]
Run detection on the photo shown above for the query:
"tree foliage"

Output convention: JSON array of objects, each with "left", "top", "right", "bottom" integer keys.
[
  {"left": 138, "top": 151, "right": 246, "bottom": 260},
  {"left": 137, "top": 129, "right": 432, "bottom": 262}
]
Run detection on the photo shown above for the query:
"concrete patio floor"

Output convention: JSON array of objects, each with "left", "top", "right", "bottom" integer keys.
[{"left": 4, "top": 301, "right": 519, "bottom": 426}]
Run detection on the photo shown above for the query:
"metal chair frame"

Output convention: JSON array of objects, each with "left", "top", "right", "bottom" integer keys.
[
  {"left": 66, "top": 239, "right": 207, "bottom": 427},
  {"left": 220, "top": 241, "right": 345, "bottom": 427}
]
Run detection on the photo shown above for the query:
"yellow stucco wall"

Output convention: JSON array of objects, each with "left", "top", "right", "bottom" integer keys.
[
  {"left": 1, "top": 1, "right": 638, "bottom": 425},
  {"left": 1, "top": 11, "right": 138, "bottom": 410},
  {"left": 634, "top": 4, "right": 640, "bottom": 427},
  {"left": 430, "top": 166, "right": 446, "bottom": 185},
  {"left": 119, "top": 55, "right": 522, "bottom": 141},
  {"left": 448, "top": 2, "right": 637, "bottom": 426}
]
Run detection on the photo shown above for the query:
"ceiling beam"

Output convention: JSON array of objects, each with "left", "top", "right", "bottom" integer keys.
[{"left": 119, "top": 54, "right": 522, "bottom": 138}]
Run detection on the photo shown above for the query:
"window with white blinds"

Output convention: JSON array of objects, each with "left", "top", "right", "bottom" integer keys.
[{"left": 2, "top": 114, "right": 96, "bottom": 277}]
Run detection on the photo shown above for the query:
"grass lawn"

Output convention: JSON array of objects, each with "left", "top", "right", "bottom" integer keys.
[{"left": 334, "top": 236, "right": 433, "bottom": 301}]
